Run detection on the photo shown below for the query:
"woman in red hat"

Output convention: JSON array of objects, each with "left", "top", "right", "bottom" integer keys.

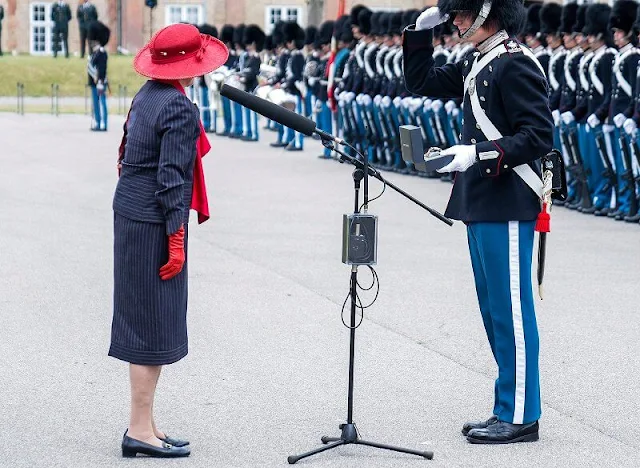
[{"left": 109, "top": 23, "right": 228, "bottom": 458}]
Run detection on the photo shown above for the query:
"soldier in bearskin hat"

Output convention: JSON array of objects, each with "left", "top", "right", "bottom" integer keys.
[
  {"left": 239, "top": 24, "right": 266, "bottom": 142},
  {"left": 196, "top": 24, "right": 218, "bottom": 133},
  {"left": 311, "top": 20, "right": 335, "bottom": 159},
  {"left": 87, "top": 20, "right": 110, "bottom": 131},
  {"left": 229, "top": 24, "right": 247, "bottom": 139},
  {"left": 523, "top": 3, "right": 550, "bottom": 75},
  {"left": 539, "top": 2, "right": 564, "bottom": 150},
  {"left": 303, "top": 26, "right": 320, "bottom": 119},
  {"left": 218, "top": 25, "right": 236, "bottom": 136},
  {"left": 405, "top": 0, "right": 553, "bottom": 443}
]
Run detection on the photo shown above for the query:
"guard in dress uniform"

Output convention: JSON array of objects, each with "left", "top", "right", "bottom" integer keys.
[
  {"left": 268, "top": 22, "right": 291, "bottom": 147},
  {"left": 523, "top": 3, "right": 550, "bottom": 76},
  {"left": 303, "top": 26, "right": 319, "bottom": 119},
  {"left": 229, "top": 24, "right": 247, "bottom": 139},
  {"left": 87, "top": 21, "right": 110, "bottom": 131},
  {"left": 239, "top": 24, "right": 266, "bottom": 142},
  {"left": 219, "top": 25, "right": 236, "bottom": 136},
  {"left": 51, "top": 1, "right": 72, "bottom": 58},
  {"left": 621, "top": 7, "right": 640, "bottom": 223},
  {"left": 330, "top": 15, "right": 355, "bottom": 147},
  {"left": 580, "top": 4, "right": 617, "bottom": 216},
  {"left": 540, "top": 3, "right": 564, "bottom": 153},
  {"left": 310, "top": 20, "right": 335, "bottom": 159},
  {"left": 0, "top": 4, "right": 4, "bottom": 56},
  {"left": 281, "top": 21, "right": 306, "bottom": 151},
  {"left": 404, "top": 0, "right": 552, "bottom": 443},
  {"left": 196, "top": 24, "right": 218, "bottom": 133},
  {"left": 608, "top": 1, "right": 640, "bottom": 221}
]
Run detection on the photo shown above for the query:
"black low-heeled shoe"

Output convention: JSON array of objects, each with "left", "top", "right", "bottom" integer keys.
[
  {"left": 121, "top": 434, "right": 191, "bottom": 458},
  {"left": 160, "top": 435, "right": 190, "bottom": 447}
]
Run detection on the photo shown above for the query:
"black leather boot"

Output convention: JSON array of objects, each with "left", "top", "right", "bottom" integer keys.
[
  {"left": 467, "top": 420, "right": 539, "bottom": 444},
  {"left": 461, "top": 415, "right": 498, "bottom": 436}
]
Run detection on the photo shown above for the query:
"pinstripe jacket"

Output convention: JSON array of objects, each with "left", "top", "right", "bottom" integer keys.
[{"left": 113, "top": 80, "right": 200, "bottom": 235}]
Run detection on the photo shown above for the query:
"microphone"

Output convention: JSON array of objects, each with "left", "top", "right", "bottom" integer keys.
[{"left": 220, "top": 84, "right": 344, "bottom": 145}]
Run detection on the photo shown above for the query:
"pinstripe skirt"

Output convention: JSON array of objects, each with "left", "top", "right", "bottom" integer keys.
[{"left": 109, "top": 213, "right": 189, "bottom": 365}]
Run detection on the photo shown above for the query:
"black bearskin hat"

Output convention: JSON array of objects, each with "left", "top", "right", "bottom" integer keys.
[
  {"left": 316, "top": 20, "right": 335, "bottom": 47},
  {"left": 243, "top": 24, "right": 266, "bottom": 51},
  {"left": 338, "top": 17, "right": 354, "bottom": 43},
  {"left": 402, "top": 9, "right": 417, "bottom": 30},
  {"left": 221, "top": 24, "right": 235, "bottom": 45},
  {"left": 559, "top": 3, "right": 578, "bottom": 35},
  {"left": 87, "top": 21, "right": 110, "bottom": 47},
  {"left": 523, "top": 3, "right": 542, "bottom": 36},
  {"left": 573, "top": 4, "right": 588, "bottom": 34},
  {"left": 357, "top": 8, "right": 373, "bottom": 35},
  {"left": 233, "top": 24, "right": 246, "bottom": 48},
  {"left": 264, "top": 34, "right": 274, "bottom": 51},
  {"left": 634, "top": 3, "right": 640, "bottom": 34},
  {"left": 283, "top": 21, "right": 305, "bottom": 47},
  {"left": 198, "top": 23, "right": 218, "bottom": 38},
  {"left": 583, "top": 4, "right": 611, "bottom": 36},
  {"left": 334, "top": 15, "right": 349, "bottom": 38},
  {"left": 438, "top": 0, "right": 526, "bottom": 36},
  {"left": 304, "top": 26, "right": 318, "bottom": 46},
  {"left": 540, "top": 3, "right": 562, "bottom": 35},
  {"left": 388, "top": 11, "right": 403, "bottom": 36},
  {"left": 272, "top": 21, "right": 285, "bottom": 46},
  {"left": 351, "top": 5, "right": 370, "bottom": 26},
  {"left": 610, "top": 0, "right": 638, "bottom": 34},
  {"left": 379, "top": 12, "right": 391, "bottom": 36}
]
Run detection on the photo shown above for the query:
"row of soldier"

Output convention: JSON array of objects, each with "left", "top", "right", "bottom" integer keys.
[{"left": 185, "top": 1, "right": 640, "bottom": 225}]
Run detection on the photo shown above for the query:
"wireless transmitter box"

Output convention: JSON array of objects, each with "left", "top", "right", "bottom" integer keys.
[{"left": 342, "top": 214, "right": 378, "bottom": 266}]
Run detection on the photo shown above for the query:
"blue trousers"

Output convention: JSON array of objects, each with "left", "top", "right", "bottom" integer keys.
[
  {"left": 284, "top": 95, "right": 304, "bottom": 149},
  {"left": 316, "top": 100, "right": 332, "bottom": 158},
  {"left": 232, "top": 102, "right": 244, "bottom": 136},
  {"left": 243, "top": 107, "right": 259, "bottom": 140},
  {"left": 467, "top": 221, "right": 541, "bottom": 425},
  {"left": 198, "top": 86, "right": 211, "bottom": 131},
  {"left": 222, "top": 96, "right": 232, "bottom": 133},
  {"left": 91, "top": 86, "right": 108, "bottom": 130}
]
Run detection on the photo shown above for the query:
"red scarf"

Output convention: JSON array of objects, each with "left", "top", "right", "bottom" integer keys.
[{"left": 118, "top": 81, "right": 211, "bottom": 224}]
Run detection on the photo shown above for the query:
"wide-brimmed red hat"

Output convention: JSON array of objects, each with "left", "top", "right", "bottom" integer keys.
[{"left": 134, "top": 23, "right": 229, "bottom": 80}]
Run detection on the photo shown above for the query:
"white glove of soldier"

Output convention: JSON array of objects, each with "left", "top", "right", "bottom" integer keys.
[
  {"left": 613, "top": 113, "right": 626, "bottom": 128},
  {"left": 431, "top": 99, "right": 443, "bottom": 113},
  {"left": 623, "top": 118, "right": 637, "bottom": 136},
  {"left": 423, "top": 99, "right": 433, "bottom": 111},
  {"left": 373, "top": 95, "right": 382, "bottom": 105},
  {"left": 381, "top": 96, "right": 392, "bottom": 108},
  {"left": 561, "top": 111, "right": 575, "bottom": 125},
  {"left": 401, "top": 96, "right": 412, "bottom": 108},
  {"left": 551, "top": 109, "right": 561, "bottom": 127},
  {"left": 437, "top": 145, "right": 477, "bottom": 173},
  {"left": 96, "top": 82, "right": 105, "bottom": 94},
  {"left": 416, "top": 7, "right": 449, "bottom": 31},
  {"left": 587, "top": 113, "right": 600, "bottom": 128},
  {"left": 393, "top": 96, "right": 402, "bottom": 107},
  {"left": 361, "top": 94, "right": 372, "bottom": 106},
  {"left": 444, "top": 100, "right": 457, "bottom": 114},
  {"left": 308, "top": 77, "right": 318, "bottom": 86},
  {"left": 452, "top": 108, "right": 460, "bottom": 118}
]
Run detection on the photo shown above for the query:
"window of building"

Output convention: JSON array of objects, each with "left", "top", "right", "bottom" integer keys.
[
  {"left": 265, "top": 6, "right": 304, "bottom": 33},
  {"left": 165, "top": 4, "right": 204, "bottom": 26},
  {"left": 30, "top": 2, "right": 54, "bottom": 55}
]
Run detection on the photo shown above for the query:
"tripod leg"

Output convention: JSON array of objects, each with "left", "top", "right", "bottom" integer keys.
[
  {"left": 320, "top": 436, "right": 341, "bottom": 444},
  {"left": 287, "top": 440, "right": 345, "bottom": 464},
  {"left": 356, "top": 439, "right": 434, "bottom": 460}
]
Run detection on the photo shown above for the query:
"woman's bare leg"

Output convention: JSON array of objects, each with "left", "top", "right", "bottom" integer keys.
[{"left": 127, "top": 364, "right": 163, "bottom": 447}]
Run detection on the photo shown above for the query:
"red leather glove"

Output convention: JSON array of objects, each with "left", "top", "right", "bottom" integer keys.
[{"left": 159, "top": 226, "right": 185, "bottom": 281}]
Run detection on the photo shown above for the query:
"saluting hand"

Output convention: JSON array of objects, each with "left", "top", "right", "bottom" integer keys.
[
  {"left": 416, "top": 7, "right": 449, "bottom": 31},
  {"left": 159, "top": 226, "right": 186, "bottom": 281}
]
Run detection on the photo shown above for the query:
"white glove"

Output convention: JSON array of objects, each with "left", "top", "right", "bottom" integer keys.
[
  {"left": 423, "top": 99, "right": 433, "bottom": 110},
  {"left": 401, "top": 96, "right": 412, "bottom": 108},
  {"left": 431, "top": 100, "right": 443, "bottom": 113},
  {"left": 613, "top": 113, "right": 626, "bottom": 128},
  {"left": 416, "top": 7, "right": 449, "bottom": 31},
  {"left": 623, "top": 118, "right": 637, "bottom": 136},
  {"left": 96, "top": 82, "right": 105, "bottom": 93},
  {"left": 361, "top": 94, "right": 372, "bottom": 106},
  {"left": 308, "top": 77, "right": 318, "bottom": 86},
  {"left": 409, "top": 98, "right": 423, "bottom": 113},
  {"left": 587, "top": 114, "right": 600, "bottom": 129},
  {"left": 381, "top": 96, "right": 392, "bottom": 107},
  {"left": 393, "top": 96, "right": 402, "bottom": 107},
  {"left": 452, "top": 108, "right": 460, "bottom": 118},
  {"left": 437, "top": 145, "right": 477, "bottom": 173},
  {"left": 444, "top": 100, "right": 457, "bottom": 114},
  {"left": 561, "top": 111, "right": 575, "bottom": 125},
  {"left": 552, "top": 109, "right": 561, "bottom": 127},
  {"left": 373, "top": 95, "right": 382, "bottom": 105}
]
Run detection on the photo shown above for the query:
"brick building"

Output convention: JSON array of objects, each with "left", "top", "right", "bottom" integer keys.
[{"left": 0, "top": 0, "right": 439, "bottom": 56}]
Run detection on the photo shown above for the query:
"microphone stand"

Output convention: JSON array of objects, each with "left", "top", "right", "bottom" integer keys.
[{"left": 287, "top": 133, "right": 451, "bottom": 465}]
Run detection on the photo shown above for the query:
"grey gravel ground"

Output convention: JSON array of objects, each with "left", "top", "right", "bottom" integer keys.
[{"left": 0, "top": 113, "right": 639, "bottom": 468}]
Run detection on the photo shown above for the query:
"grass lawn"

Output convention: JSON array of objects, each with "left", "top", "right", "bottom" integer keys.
[{"left": 0, "top": 55, "right": 146, "bottom": 97}]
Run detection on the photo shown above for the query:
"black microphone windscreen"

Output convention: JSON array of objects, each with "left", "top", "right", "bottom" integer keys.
[{"left": 220, "top": 84, "right": 316, "bottom": 136}]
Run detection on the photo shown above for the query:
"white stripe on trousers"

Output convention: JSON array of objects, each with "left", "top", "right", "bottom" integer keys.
[{"left": 508, "top": 221, "right": 527, "bottom": 425}]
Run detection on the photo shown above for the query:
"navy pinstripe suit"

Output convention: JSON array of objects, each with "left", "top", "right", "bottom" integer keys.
[
  {"left": 113, "top": 80, "right": 200, "bottom": 235},
  {"left": 110, "top": 80, "right": 200, "bottom": 366}
]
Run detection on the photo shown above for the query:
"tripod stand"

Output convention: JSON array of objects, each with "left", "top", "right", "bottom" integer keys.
[{"left": 287, "top": 137, "right": 452, "bottom": 464}]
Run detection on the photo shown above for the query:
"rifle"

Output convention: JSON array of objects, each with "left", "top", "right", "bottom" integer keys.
[
  {"left": 562, "top": 126, "right": 593, "bottom": 209},
  {"left": 624, "top": 135, "right": 640, "bottom": 217},
  {"left": 593, "top": 127, "right": 619, "bottom": 208}
]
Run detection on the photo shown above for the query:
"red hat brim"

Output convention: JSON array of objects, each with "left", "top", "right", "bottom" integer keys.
[{"left": 133, "top": 34, "right": 229, "bottom": 80}]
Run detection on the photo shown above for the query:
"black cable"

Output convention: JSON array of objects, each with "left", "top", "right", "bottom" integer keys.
[{"left": 341, "top": 266, "right": 381, "bottom": 329}]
